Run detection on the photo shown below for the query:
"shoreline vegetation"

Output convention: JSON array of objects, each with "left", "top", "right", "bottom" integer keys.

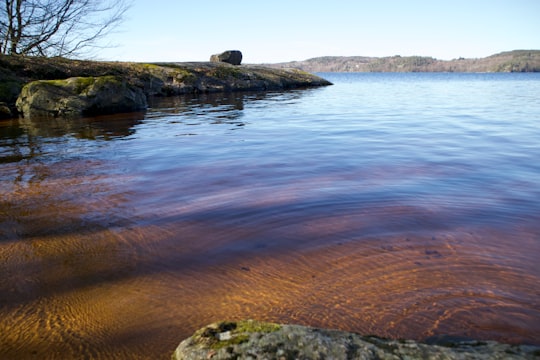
[{"left": 266, "top": 50, "right": 540, "bottom": 73}]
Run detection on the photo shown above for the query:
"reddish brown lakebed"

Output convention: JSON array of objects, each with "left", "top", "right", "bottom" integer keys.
[{"left": 1, "top": 73, "right": 540, "bottom": 359}]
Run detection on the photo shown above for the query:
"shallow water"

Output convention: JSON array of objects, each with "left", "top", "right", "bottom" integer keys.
[{"left": 1, "top": 73, "right": 540, "bottom": 359}]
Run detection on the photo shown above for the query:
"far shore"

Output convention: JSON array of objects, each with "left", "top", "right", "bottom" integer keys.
[{"left": 264, "top": 49, "right": 540, "bottom": 73}]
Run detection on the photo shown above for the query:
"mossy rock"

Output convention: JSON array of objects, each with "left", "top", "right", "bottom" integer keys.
[
  {"left": 189, "top": 320, "right": 281, "bottom": 350},
  {"left": 173, "top": 321, "right": 540, "bottom": 360},
  {"left": 16, "top": 76, "right": 147, "bottom": 118},
  {"left": 210, "top": 65, "right": 243, "bottom": 80}
]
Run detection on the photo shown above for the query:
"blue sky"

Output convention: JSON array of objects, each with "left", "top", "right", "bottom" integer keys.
[{"left": 98, "top": 0, "right": 540, "bottom": 63}]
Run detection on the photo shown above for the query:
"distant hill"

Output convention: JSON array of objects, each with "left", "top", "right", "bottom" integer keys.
[{"left": 264, "top": 50, "right": 540, "bottom": 73}]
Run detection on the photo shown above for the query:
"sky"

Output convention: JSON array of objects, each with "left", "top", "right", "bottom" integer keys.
[{"left": 97, "top": 0, "right": 540, "bottom": 63}]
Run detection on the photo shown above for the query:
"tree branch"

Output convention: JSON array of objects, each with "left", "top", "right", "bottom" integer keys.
[{"left": 0, "top": 0, "right": 130, "bottom": 57}]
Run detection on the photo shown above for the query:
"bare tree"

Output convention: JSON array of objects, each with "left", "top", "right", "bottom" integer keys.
[{"left": 0, "top": 0, "right": 130, "bottom": 57}]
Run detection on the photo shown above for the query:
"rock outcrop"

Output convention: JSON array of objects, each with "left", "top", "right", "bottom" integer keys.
[
  {"left": 173, "top": 320, "right": 540, "bottom": 360},
  {"left": 0, "top": 55, "right": 331, "bottom": 118},
  {"left": 16, "top": 76, "right": 147, "bottom": 118},
  {"left": 210, "top": 50, "right": 243, "bottom": 65}
]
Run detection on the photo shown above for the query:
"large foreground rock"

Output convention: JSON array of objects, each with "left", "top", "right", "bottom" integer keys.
[
  {"left": 173, "top": 320, "right": 540, "bottom": 360},
  {"left": 16, "top": 76, "right": 147, "bottom": 118}
]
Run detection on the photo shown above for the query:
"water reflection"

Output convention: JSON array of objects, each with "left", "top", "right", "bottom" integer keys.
[
  {"left": 0, "top": 90, "right": 307, "bottom": 165},
  {"left": 3, "top": 112, "right": 145, "bottom": 140},
  {"left": 146, "top": 90, "right": 307, "bottom": 128},
  {"left": 0, "top": 112, "right": 145, "bottom": 164},
  {"left": 149, "top": 92, "right": 244, "bottom": 120}
]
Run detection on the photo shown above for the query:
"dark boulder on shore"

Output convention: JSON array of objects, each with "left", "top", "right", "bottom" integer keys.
[
  {"left": 173, "top": 320, "right": 540, "bottom": 360},
  {"left": 210, "top": 50, "right": 243, "bottom": 65}
]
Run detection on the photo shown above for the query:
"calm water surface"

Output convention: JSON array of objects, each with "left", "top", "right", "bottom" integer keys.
[{"left": 1, "top": 73, "right": 540, "bottom": 359}]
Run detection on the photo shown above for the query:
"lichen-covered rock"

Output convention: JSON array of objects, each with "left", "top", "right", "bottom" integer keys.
[
  {"left": 210, "top": 50, "right": 243, "bottom": 65},
  {"left": 173, "top": 320, "right": 540, "bottom": 360},
  {"left": 170, "top": 62, "right": 331, "bottom": 93},
  {"left": 16, "top": 76, "right": 147, "bottom": 118}
]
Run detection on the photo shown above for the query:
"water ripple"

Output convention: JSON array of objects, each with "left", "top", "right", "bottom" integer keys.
[{"left": 1, "top": 73, "right": 540, "bottom": 358}]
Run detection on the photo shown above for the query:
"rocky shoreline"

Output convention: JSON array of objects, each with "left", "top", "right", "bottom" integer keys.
[
  {"left": 0, "top": 55, "right": 331, "bottom": 119},
  {"left": 173, "top": 320, "right": 540, "bottom": 360}
]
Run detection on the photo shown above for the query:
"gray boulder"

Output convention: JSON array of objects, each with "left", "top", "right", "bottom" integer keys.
[
  {"left": 173, "top": 320, "right": 540, "bottom": 360},
  {"left": 16, "top": 76, "right": 147, "bottom": 118},
  {"left": 210, "top": 50, "right": 243, "bottom": 65}
]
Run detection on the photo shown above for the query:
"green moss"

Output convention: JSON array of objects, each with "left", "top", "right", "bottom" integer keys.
[
  {"left": 39, "top": 77, "right": 93, "bottom": 93},
  {"left": 73, "top": 77, "right": 96, "bottom": 92},
  {"left": 93, "top": 75, "right": 121, "bottom": 87},
  {"left": 235, "top": 320, "right": 281, "bottom": 334},
  {"left": 40, "top": 79, "right": 68, "bottom": 87},
  {"left": 38, "top": 76, "right": 121, "bottom": 94},
  {"left": 173, "top": 68, "right": 196, "bottom": 80},
  {"left": 211, "top": 65, "right": 242, "bottom": 79},
  {"left": 289, "top": 68, "right": 312, "bottom": 76},
  {"left": 192, "top": 320, "right": 281, "bottom": 350},
  {"left": 140, "top": 63, "right": 161, "bottom": 70},
  {"left": 137, "top": 63, "right": 196, "bottom": 84}
]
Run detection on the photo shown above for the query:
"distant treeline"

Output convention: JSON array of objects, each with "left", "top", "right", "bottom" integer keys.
[{"left": 266, "top": 50, "right": 540, "bottom": 73}]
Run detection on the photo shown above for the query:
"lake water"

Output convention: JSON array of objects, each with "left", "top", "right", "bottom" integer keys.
[{"left": 1, "top": 72, "right": 539, "bottom": 359}]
